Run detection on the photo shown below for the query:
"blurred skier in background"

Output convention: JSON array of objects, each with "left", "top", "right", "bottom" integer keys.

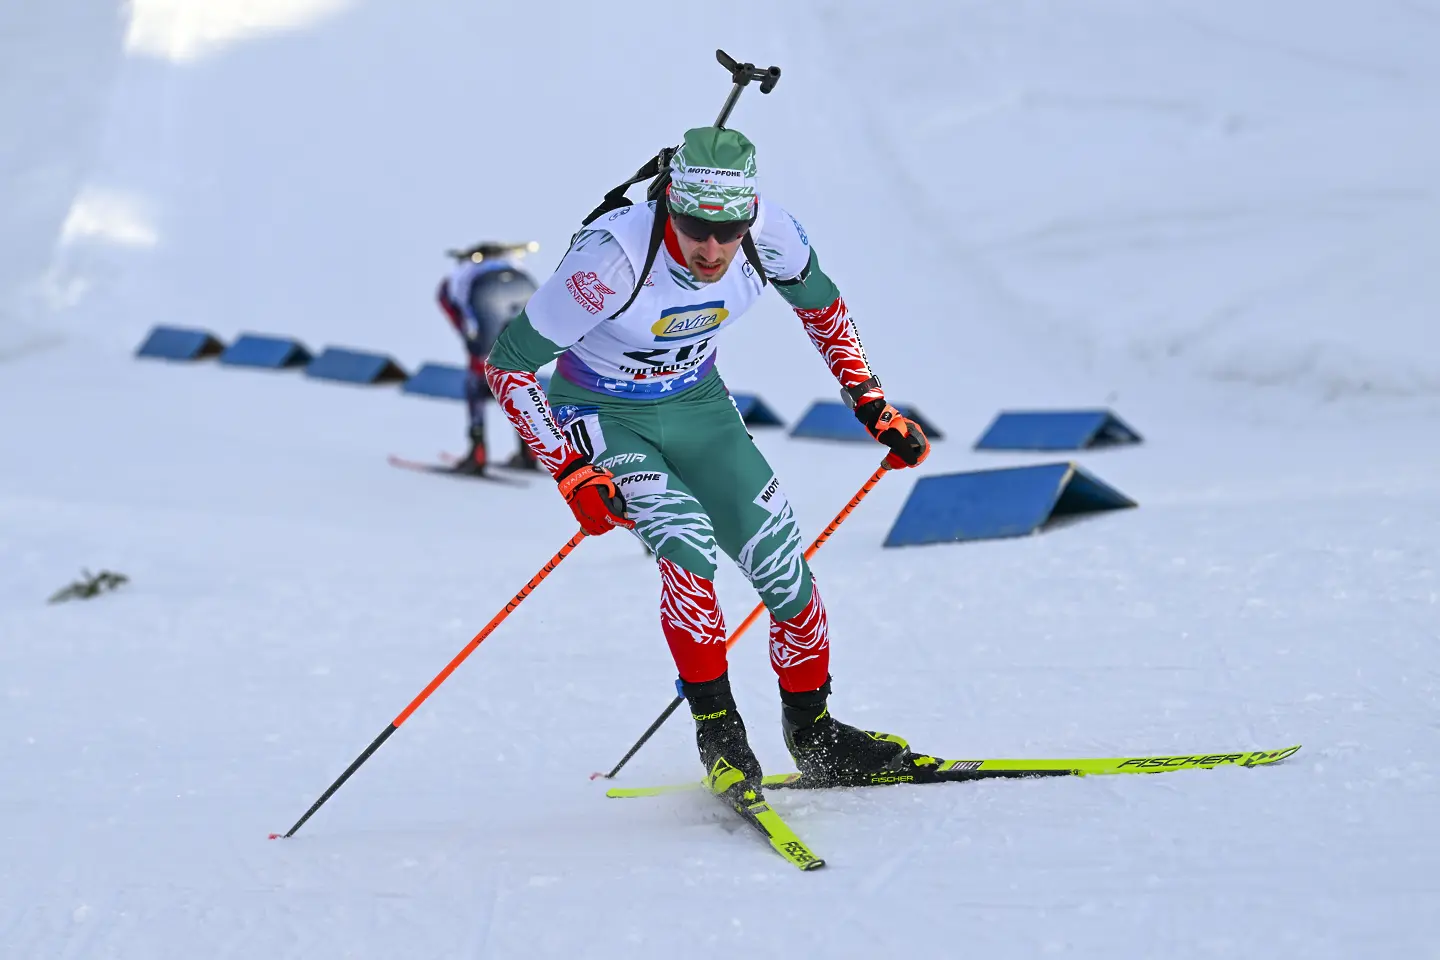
[
  {"left": 435, "top": 242, "right": 542, "bottom": 473},
  {"left": 482, "top": 127, "right": 935, "bottom": 805}
]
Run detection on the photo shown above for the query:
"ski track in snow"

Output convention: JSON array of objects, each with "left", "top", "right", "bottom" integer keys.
[{"left": 3, "top": 0, "right": 1440, "bottom": 957}]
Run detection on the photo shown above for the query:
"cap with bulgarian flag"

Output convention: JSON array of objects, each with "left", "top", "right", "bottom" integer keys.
[{"left": 667, "top": 126, "right": 758, "bottom": 223}]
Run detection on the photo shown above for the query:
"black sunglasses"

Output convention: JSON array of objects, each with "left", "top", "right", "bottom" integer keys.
[{"left": 670, "top": 210, "right": 755, "bottom": 244}]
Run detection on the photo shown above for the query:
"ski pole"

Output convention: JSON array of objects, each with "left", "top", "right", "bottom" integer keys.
[
  {"left": 272, "top": 529, "right": 588, "bottom": 839},
  {"left": 593, "top": 462, "right": 892, "bottom": 780}
]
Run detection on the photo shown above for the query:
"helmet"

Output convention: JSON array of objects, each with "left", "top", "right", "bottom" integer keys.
[{"left": 466, "top": 266, "right": 537, "bottom": 338}]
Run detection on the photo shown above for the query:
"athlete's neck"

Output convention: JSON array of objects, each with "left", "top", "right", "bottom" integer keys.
[{"left": 662, "top": 217, "right": 688, "bottom": 270}]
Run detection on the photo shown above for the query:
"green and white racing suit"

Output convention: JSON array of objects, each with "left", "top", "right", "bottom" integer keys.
[{"left": 484, "top": 198, "right": 890, "bottom": 691}]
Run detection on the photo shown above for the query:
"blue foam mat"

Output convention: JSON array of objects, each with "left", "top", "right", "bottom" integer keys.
[
  {"left": 730, "top": 393, "right": 785, "bottom": 427},
  {"left": 403, "top": 362, "right": 469, "bottom": 400},
  {"left": 305, "top": 347, "right": 408, "bottom": 384},
  {"left": 219, "top": 334, "right": 312, "bottom": 369},
  {"left": 791, "top": 400, "right": 943, "bottom": 442},
  {"left": 135, "top": 326, "right": 225, "bottom": 361},
  {"left": 974, "top": 409, "right": 1141, "bottom": 451},
  {"left": 884, "top": 462, "right": 1135, "bottom": 547}
]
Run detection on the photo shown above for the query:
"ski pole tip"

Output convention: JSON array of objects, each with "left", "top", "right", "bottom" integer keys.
[{"left": 268, "top": 833, "right": 282, "bottom": 840}]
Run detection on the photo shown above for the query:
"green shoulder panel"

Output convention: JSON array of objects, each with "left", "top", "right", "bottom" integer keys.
[
  {"left": 486, "top": 311, "right": 567, "bottom": 373},
  {"left": 770, "top": 248, "right": 840, "bottom": 311}
]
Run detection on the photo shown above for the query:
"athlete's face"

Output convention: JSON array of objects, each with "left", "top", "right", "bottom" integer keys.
[{"left": 673, "top": 228, "right": 745, "bottom": 283}]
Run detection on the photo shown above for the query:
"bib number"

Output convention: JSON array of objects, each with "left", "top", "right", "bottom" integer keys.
[
  {"left": 562, "top": 412, "right": 606, "bottom": 460},
  {"left": 620, "top": 338, "right": 712, "bottom": 374}
]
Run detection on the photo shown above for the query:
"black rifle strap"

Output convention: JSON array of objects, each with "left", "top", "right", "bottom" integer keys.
[
  {"left": 741, "top": 232, "right": 768, "bottom": 288},
  {"left": 607, "top": 202, "right": 669, "bottom": 320},
  {"left": 772, "top": 252, "right": 813, "bottom": 287},
  {"left": 582, "top": 153, "right": 665, "bottom": 227},
  {"left": 645, "top": 147, "right": 677, "bottom": 202}
]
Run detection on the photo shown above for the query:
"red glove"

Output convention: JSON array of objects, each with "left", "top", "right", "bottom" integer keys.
[
  {"left": 853, "top": 396, "right": 930, "bottom": 469},
  {"left": 555, "top": 456, "right": 634, "bottom": 535}
]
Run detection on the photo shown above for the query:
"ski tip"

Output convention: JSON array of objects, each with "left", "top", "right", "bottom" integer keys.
[{"left": 802, "top": 858, "right": 827, "bottom": 871}]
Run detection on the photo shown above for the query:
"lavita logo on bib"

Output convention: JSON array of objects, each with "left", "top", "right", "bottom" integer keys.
[{"left": 652, "top": 301, "right": 728, "bottom": 342}]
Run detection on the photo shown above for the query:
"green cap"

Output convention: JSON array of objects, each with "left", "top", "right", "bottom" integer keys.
[{"left": 667, "top": 126, "right": 758, "bottom": 222}]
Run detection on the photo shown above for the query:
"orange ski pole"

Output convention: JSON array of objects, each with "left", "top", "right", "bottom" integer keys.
[
  {"left": 593, "top": 462, "right": 892, "bottom": 780},
  {"left": 272, "top": 529, "right": 588, "bottom": 838}
]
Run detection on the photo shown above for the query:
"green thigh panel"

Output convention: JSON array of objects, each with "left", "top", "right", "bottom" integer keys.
[
  {"left": 660, "top": 375, "right": 814, "bottom": 622},
  {"left": 548, "top": 371, "right": 813, "bottom": 621},
  {"left": 547, "top": 379, "right": 720, "bottom": 579}
]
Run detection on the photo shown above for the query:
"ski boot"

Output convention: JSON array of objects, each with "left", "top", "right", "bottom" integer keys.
[
  {"left": 781, "top": 678, "right": 927, "bottom": 787},
  {"left": 681, "top": 672, "right": 765, "bottom": 806},
  {"left": 451, "top": 424, "right": 488, "bottom": 476}
]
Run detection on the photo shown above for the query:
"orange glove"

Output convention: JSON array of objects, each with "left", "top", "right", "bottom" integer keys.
[
  {"left": 853, "top": 397, "right": 930, "bottom": 469},
  {"left": 555, "top": 456, "right": 634, "bottom": 535}
]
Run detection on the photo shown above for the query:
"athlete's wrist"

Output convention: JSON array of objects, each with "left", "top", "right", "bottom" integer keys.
[
  {"left": 553, "top": 451, "right": 591, "bottom": 484},
  {"left": 842, "top": 376, "right": 885, "bottom": 409}
]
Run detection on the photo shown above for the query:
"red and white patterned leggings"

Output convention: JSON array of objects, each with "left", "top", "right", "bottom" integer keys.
[{"left": 659, "top": 557, "right": 829, "bottom": 693}]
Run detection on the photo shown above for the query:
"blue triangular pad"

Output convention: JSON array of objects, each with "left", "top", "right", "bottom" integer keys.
[
  {"left": 730, "top": 393, "right": 785, "bottom": 428},
  {"left": 790, "top": 401, "right": 864, "bottom": 440},
  {"left": 402, "top": 362, "right": 469, "bottom": 400},
  {"left": 902, "top": 407, "right": 944, "bottom": 441},
  {"left": 1053, "top": 465, "right": 1138, "bottom": 515},
  {"left": 219, "top": 334, "right": 312, "bottom": 369},
  {"left": 883, "top": 462, "right": 1136, "bottom": 547},
  {"left": 305, "top": 347, "right": 408, "bottom": 385},
  {"left": 790, "top": 400, "right": 943, "bottom": 442},
  {"left": 135, "top": 326, "right": 225, "bottom": 361},
  {"left": 974, "top": 409, "right": 1141, "bottom": 451}
]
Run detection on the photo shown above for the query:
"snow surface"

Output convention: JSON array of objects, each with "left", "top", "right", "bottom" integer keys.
[{"left": 3, "top": 1, "right": 1439, "bottom": 957}]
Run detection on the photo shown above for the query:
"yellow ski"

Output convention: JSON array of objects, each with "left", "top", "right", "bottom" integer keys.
[
  {"left": 703, "top": 758, "right": 825, "bottom": 871},
  {"left": 729, "top": 795, "right": 825, "bottom": 871},
  {"left": 606, "top": 745, "right": 1301, "bottom": 798}
]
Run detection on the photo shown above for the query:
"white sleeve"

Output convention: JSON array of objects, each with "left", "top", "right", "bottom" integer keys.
[
  {"left": 525, "top": 229, "right": 637, "bottom": 348},
  {"left": 752, "top": 200, "right": 813, "bottom": 282}
]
